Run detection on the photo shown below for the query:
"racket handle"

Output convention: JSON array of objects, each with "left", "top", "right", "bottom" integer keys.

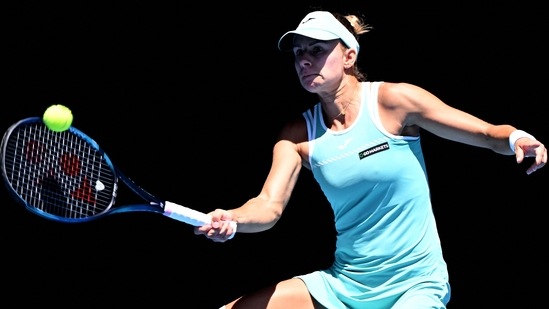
[{"left": 163, "top": 201, "right": 237, "bottom": 239}]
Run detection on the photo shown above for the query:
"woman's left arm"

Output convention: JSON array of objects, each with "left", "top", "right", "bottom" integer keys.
[{"left": 379, "top": 82, "right": 547, "bottom": 174}]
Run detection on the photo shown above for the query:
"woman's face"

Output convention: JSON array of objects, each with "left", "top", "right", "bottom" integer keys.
[{"left": 291, "top": 35, "right": 346, "bottom": 93}]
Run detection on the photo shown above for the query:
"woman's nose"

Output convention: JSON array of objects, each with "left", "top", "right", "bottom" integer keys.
[{"left": 297, "top": 56, "right": 312, "bottom": 67}]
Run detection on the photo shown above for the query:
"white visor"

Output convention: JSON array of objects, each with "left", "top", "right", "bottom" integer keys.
[{"left": 278, "top": 11, "right": 360, "bottom": 52}]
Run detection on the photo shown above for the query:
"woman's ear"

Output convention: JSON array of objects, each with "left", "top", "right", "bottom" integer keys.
[{"left": 343, "top": 48, "right": 358, "bottom": 69}]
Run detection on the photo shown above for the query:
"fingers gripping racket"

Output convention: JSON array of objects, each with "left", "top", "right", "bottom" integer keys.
[{"left": 1, "top": 117, "right": 236, "bottom": 237}]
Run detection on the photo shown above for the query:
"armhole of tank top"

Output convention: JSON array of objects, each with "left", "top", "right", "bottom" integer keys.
[
  {"left": 302, "top": 108, "right": 316, "bottom": 165},
  {"left": 303, "top": 109, "right": 315, "bottom": 141},
  {"left": 368, "top": 82, "right": 418, "bottom": 141},
  {"left": 368, "top": 81, "right": 385, "bottom": 133}
]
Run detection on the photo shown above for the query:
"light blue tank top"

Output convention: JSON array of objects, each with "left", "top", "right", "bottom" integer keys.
[{"left": 297, "top": 82, "right": 450, "bottom": 308}]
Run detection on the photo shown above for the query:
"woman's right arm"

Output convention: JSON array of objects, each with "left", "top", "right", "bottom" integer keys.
[{"left": 194, "top": 118, "right": 307, "bottom": 242}]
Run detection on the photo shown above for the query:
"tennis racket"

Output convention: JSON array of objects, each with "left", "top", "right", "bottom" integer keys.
[{"left": 1, "top": 117, "right": 236, "bottom": 237}]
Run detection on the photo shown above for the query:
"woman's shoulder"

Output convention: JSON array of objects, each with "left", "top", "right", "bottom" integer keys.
[
  {"left": 377, "top": 82, "right": 428, "bottom": 101},
  {"left": 279, "top": 114, "right": 308, "bottom": 144},
  {"left": 377, "top": 81, "right": 424, "bottom": 92}
]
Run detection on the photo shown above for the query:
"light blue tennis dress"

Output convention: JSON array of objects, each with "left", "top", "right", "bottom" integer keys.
[{"left": 297, "top": 81, "right": 451, "bottom": 308}]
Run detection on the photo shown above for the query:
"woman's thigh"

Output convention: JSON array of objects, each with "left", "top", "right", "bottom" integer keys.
[{"left": 226, "top": 277, "right": 324, "bottom": 309}]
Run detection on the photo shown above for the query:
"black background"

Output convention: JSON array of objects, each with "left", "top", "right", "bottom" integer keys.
[{"left": 4, "top": 2, "right": 548, "bottom": 308}]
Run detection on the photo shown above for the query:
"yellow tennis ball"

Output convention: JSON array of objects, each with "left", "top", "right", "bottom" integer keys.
[{"left": 43, "top": 104, "right": 73, "bottom": 132}]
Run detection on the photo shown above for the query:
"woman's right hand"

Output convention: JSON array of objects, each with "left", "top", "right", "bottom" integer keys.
[{"left": 194, "top": 209, "right": 236, "bottom": 243}]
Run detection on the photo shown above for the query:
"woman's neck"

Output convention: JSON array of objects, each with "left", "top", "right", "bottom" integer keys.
[{"left": 322, "top": 80, "right": 362, "bottom": 124}]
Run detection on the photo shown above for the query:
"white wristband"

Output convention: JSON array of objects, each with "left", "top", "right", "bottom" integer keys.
[{"left": 509, "top": 130, "right": 536, "bottom": 152}]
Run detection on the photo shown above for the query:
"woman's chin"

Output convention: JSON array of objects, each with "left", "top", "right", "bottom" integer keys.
[{"left": 300, "top": 80, "right": 321, "bottom": 93}]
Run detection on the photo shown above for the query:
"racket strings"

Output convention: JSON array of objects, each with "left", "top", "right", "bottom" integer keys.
[{"left": 3, "top": 122, "right": 116, "bottom": 220}]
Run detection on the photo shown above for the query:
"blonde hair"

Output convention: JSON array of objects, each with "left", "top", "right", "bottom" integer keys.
[{"left": 334, "top": 13, "right": 372, "bottom": 81}]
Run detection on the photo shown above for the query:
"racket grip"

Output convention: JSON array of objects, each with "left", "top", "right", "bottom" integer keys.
[{"left": 163, "top": 201, "right": 237, "bottom": 239}]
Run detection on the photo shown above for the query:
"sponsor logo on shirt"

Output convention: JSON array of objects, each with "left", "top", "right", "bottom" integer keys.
[{"left": 358, "top": 142, "right": 389, "bottom": 159}]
